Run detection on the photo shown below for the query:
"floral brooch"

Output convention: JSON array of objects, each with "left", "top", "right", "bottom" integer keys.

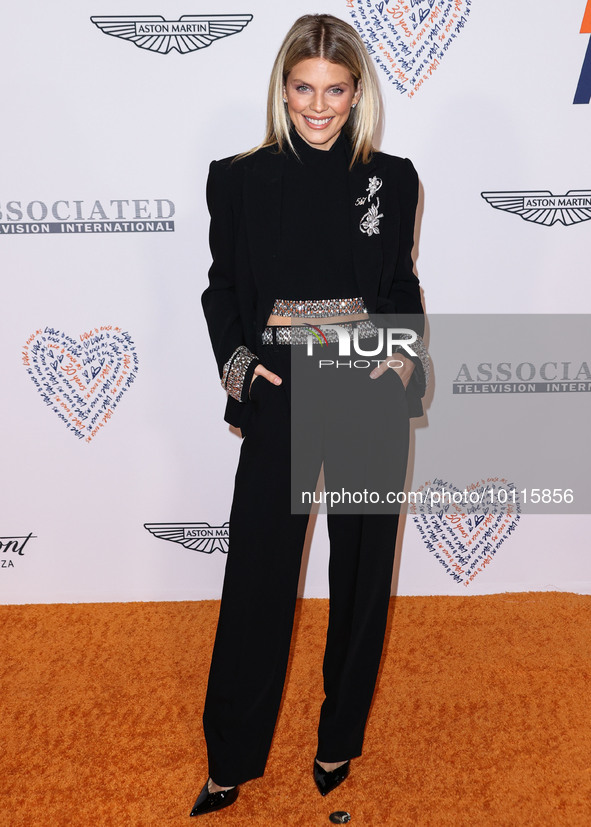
[{"left": 357, "top": 176, "right": 383, "bottom": 236}]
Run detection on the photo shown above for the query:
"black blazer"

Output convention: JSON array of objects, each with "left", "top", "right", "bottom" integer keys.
[{"left": 202, "top": 139, "right": 425, "bottom": 426}]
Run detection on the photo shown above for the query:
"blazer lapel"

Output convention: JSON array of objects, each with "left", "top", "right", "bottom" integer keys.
[{"left": 244, "top": 148, "right": 284, "bottom": 297}]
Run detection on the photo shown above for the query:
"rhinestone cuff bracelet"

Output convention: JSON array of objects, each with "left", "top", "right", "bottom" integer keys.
[{"left": 221, "top": 345, "right": 258, "bottom": 402}]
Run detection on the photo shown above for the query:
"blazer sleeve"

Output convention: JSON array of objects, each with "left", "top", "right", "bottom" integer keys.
[
  {"left": 201, "top": 159, "right": 258, "bottom": 403},
  {"left": 378, "top": 157, "right": 429, "bottom": 403},
  {"left": 377, "top": 157, "right": 423, "bottom": 327}
]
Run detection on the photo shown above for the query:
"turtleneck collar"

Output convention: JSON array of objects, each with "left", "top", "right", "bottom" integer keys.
[{"left": 289, "top": 127, "right": 349, "bottom": 167}]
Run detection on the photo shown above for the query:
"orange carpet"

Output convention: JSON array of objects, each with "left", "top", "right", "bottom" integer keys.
[{"left": 1, "top": 593, "right": 590, "bottom": 826}]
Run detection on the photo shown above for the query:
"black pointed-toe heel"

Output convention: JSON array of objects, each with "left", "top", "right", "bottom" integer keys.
[
  {"left": 189, "top": 779, "right": 239, "bottom": 817},
  {"left": 313, "top": 760, "right": 350, "bottom": 797}
]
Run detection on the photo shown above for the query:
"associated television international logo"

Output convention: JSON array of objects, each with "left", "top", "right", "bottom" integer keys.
[
  {"left": 575, "top": 0, "right": 591, "bottom": 103},
  {"left": 0, "top": 198, "right": 175, "bottom": 235},
  {"left": 453, "top": 358, "right": 591, "bottom": 394},
  {"left": 91, "top": 14, "right": 253, "bottom": 54}
]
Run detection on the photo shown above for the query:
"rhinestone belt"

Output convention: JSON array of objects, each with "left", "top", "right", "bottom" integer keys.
[
  {"left": 262, "top": 319, "right": 380, "bottom": 346},
  {"left": 270, "top": 297, "right": 367, "bottom": 317}
]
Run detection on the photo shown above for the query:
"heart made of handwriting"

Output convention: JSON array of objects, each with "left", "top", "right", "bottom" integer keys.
[
  {"left": 347, "top": 0, "right": 472, "bottom": 98},
  {"left": 22, "top": 326, "right": 139, "bottom": 443},
  {"left": 409, "top": 479, "right": 521, "bottom": 586}
]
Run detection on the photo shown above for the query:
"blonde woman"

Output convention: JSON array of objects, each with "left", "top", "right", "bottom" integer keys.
[{"left": 191, "top": 13, "right": 428, "bottom": 817}]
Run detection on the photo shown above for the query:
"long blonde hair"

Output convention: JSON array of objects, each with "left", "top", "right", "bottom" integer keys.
[{"left": 242, "top": 14, "right": 380, "bottom": 167}]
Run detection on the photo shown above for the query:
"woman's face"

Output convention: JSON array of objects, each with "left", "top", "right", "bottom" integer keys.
[{"left": 284, "top": 57, "right": 361, "bottom": 151}]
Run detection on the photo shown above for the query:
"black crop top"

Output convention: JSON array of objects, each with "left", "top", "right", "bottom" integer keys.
[{"left": 277, "top": 129, "right": 360, "bottom": 301}]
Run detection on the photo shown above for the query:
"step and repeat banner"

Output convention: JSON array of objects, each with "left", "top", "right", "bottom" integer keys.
[{"left": 2, "top": 1, "right": 590, "bottom": 603}]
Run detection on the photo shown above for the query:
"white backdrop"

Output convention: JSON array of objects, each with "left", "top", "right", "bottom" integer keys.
[{"left": 2, "top": 0, "right": 590, "bottom": 603}]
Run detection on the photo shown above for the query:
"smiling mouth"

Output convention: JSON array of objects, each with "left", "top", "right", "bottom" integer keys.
[{"left": 303, "top": 116, "right": 334, "bottom": 126}]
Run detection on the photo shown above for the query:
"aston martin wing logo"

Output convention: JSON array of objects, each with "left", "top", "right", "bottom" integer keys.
[
  {"left": 144, "top": 522, "right": 229, "bottom": 553},
  {"left": 481, "top": 190, "right": 591, "bottom": 226},
  {"left": 91, "top": 15, "right": 253, "bottom": 54}
]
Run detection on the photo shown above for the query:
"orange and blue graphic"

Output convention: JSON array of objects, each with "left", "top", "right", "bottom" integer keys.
[
  {"left": 346, "top": 0, "right": 472, "bottom": 98},
  {"left": 410, "top": 477, "right": 521, "bottom": 587},
  {"left": 22, "top": 326, "right": 139, "bottom": 443},
  {"left": 574, "top": 0, "right": 591, "bottom": 103}
]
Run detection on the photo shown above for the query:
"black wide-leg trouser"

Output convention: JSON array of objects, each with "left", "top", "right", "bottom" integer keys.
[{"left": 203, "top": 339, "right": 409, "bottom": 787}]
